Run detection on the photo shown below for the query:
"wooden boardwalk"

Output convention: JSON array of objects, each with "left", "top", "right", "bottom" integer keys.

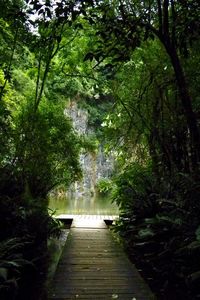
[{"left": 48, "top": 217, "right": 154, "bottom": 300}]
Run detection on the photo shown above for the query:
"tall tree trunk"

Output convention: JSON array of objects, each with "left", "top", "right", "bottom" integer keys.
[{"left": 164, "top": 41, "right": 200, "bottom": 170}]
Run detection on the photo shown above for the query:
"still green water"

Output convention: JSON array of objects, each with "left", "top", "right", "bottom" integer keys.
[{"left": 48, "top": 195, "right": 119, "bottom": 216}]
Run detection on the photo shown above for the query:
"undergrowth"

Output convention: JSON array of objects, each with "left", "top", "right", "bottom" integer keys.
[{"left": 113, "top": 164, "right": 200, "bottom": 299}]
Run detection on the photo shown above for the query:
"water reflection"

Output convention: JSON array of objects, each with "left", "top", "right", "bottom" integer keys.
[{"left": 48, "top": 195, "right": 119, "bottom": 215}]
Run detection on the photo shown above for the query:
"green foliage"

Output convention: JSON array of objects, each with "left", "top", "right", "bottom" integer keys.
[
  {"left": 47, "top": 209, "right": 63, "bottom": 238},
  {"left": 195, "top": 226, "right": 200, "bottom": 242},
  {"left": 0, "top": 18, "right": 13, "bottom": 64},
  {"left": 112, "top": 162, "right": 154, "bottom": 212},
  {"left": 0, "top": 1, "right": 200, "bottom": 299},
  {"left": 113, "top": 168, "right": 200, "bottom": 299},
  {"left": 0, "top": 96, "right": 81, "bottom": 199},
  {"left": 79, "top": 93, "right": 114, "bottom": 139},
  {"left": 0, "top": 5, "right": 85, "bottom": 299},
  {"left": 0, "top": 194, "right": 62, "bottom": 299},
  {"left": 96, "top": 178, "right": 112, "bottom": 196},
  {"left": 0, "top": 237, "right": 34, "bottom": 300},
  {"left": 19, "top": 101, "right": 81, "bottom": 197},
  {"left": 0, "top": 35, "right": 82, "bottom": 197}
]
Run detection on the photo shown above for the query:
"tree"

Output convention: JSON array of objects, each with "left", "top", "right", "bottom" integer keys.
[
  {"left": 0, "top": 4, "right": 85, "bottom": 298},
  {"left": 84, "top": 0, "right": 200, "bottom": 171}
]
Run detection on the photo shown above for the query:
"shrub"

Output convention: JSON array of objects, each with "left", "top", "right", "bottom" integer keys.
[
  {"left": 113, "top": 165, "right": 200, "bottom": 299},
  {"left": 96, "top": 178, "right": 112, "bottom": 195}
]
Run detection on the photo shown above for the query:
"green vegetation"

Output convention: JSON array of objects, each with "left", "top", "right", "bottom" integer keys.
[
  {"left": 0, "top": 0, "right": 200, "bottom": 299},
  {"left": 96, "top": 178, "right": 112, "bottom": 196}
]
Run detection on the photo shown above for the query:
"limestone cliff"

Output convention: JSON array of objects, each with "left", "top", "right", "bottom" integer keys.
[{"left": 66, "top": 101, "right": 114, "bottom": 198}]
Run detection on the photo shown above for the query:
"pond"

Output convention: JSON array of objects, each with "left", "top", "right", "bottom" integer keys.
[{"left": 48, "top": 194, "right": 119, "bottom": 216}]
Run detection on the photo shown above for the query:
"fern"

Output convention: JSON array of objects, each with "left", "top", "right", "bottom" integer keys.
[{"left": 0, "top": 238, "right": 34, "bottom": 297}]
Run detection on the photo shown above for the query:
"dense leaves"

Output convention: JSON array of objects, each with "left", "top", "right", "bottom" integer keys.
[
  {"left": 0, "top": 2, "right": 84, "bottom": 299},
  {"left": 90, "top": 2, "right": 200, "bottom": 299},
  {"left": 113, "top": 166, "right": 200, "bottom": 299},
  {"left": 0, "top": 0, "right": 200, "bottom": 299}
]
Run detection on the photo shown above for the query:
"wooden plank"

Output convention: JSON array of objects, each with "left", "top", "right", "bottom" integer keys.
[
  {"left": 49, "top": 296, "right": 148, "bottom": 300},
  {"left": 48, "top": 227, "right": 155, "bottom": 300},
  {"left": 71, "top": 219, "right": 107, "bottom": 229},
  {"left": 56, "top": 214, "right": 119, "bottom": 219}
]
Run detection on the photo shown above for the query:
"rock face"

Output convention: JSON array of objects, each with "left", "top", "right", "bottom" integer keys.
[{"left": 66, "top": 101, "right": 114, "bottom": 199}]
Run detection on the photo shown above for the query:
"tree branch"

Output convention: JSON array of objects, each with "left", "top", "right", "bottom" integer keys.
[
  {"left": 61, "top": 65, "right": 99, "bottom": 82},
  {"left": 170, "top": 0, "right": 176, "bottom": 46},
  {"left": 157, "top": 0, "right": 163, "bottom": 33},
  {"left": 0, "top": 27, "right": 19, "bottom": 101},
  {"left": 163, "top": 0, "right": 169, "bottom": 37}
]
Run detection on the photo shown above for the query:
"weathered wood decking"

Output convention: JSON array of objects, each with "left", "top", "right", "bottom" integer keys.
[{"left": 48, "top": 216, "right": 154, "bottom": 300}]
